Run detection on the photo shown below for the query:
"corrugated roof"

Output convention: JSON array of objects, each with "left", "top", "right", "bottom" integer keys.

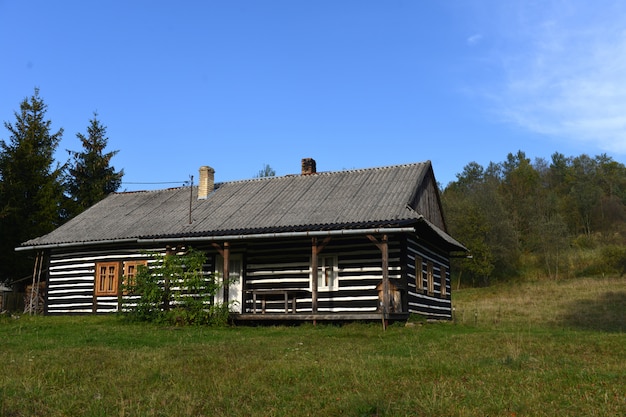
[{"left": 20, "top": 161, "right": 466, "bottom": 251}]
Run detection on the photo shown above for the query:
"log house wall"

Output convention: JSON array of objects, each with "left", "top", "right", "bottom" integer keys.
[
  {"left": 242, "top": 236, "right": 403, "bottom": 313},
  {"left": 405, "top": 236, "right": 452, "bottom": 319},
  {"left": 44, "top": 233, "right": 451, "bottom": 318},
  {"left": 46, "top": 247, "right": 171, "bottom": 314}
]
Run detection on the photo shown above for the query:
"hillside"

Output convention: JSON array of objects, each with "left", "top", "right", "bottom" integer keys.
[{"left": 452, "top": 276, "right": 625, "bottom": 332}]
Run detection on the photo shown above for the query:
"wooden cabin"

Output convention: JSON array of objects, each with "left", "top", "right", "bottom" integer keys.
[{"left": 17, "top": 159, "right": 466, "bottom": 322}]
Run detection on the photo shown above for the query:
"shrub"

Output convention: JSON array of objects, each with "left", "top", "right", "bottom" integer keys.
[
  {"left": 601, "top": 245, "right": 626, "bottom": 276},
  {"left": 121, "top": 247, "right": 231, "bottom": 326}
]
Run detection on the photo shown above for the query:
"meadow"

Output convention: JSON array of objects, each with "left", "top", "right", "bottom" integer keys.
[{"left": 1, "top": 277, "right": 624, "bottom": 416}]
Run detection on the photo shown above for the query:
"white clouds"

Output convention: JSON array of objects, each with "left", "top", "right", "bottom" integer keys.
[
  {"left": 467, "top": 33, "right": 483, "bottom": 46},
  {"left": 483, "top": 1, "right": 626, "bottom": 154}
]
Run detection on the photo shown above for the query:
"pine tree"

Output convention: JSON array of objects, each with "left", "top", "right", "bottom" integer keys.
[
  {"left": 65, "top": 113, "right": 123, "bottom": 216},
  {"left": 0, "top": 88, "right": 66, "bottom": 283}
]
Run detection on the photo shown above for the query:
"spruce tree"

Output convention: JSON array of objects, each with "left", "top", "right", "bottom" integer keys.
[
  {"left": 0, "top": 88, "right": 65, "bottom": 283},
  {"left": 65, "top": 113, "right": 123, "bottom": 216}
]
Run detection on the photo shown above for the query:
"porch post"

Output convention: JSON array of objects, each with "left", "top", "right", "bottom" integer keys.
[
  {"left": 381, "top": 234, "right": 389, "bottom": 328},
  {"left": 311, "top": 237, "right": 318, "bottom": 314},
  {"left": 223, "top": 242, "right": 230, "bottom": 303},
  {"left": 164, "top": 246, "right": 176, "bottom": 312},
  {"left": 367, "top": 234, "right": 390, "bottom": 330}
]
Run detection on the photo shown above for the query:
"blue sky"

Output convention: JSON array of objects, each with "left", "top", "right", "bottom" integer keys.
[{"left": 2, "top": 0, "right": 626, "bottom": 190}]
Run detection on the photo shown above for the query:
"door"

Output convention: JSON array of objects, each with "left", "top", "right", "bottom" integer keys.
[{"left": 215, "top": 254, "right": 243, "bottom": 313}]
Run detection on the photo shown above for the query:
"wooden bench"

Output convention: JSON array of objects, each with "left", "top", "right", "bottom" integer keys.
[{"left": 247, "top": 289, "right": 308, "bottom": 314}]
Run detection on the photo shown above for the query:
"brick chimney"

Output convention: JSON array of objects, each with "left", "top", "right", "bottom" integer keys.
[
  {"left": 301, "top": 158, "right": 317, "bottom": 175},
  {"left": 198, "top": 166, "right": 215, "bottom": 199}
]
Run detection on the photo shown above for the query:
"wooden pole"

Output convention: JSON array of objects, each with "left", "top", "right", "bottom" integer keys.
[
  {"left": 27, "top": 252, "right": 41, "bottom": 315},
  {"left": 35, "top": 251, "right": 44, "bottom": 314},
  {"left": 367, "top": 234, "right": 389, "bottom": 330},
  {"left": 223, "top": 242, "right": 230, "bottom": 304},
  {"left": 311, "top": 237, "right": 318, "bottom": 316},
  {"left": 210, "top": 242, "right": 230, "bottom": 305},
  {"left": 188, "top": 175, "right": 193, "bottom": 224},
  {"left": 164, "top": 246, "right": 176, "bottom": 312},
  {"left": 310, "top": 236, "right": 331, "bottom": 321},
  {"left": 381, "top": 235, "right": 389, "bottom": 330}
]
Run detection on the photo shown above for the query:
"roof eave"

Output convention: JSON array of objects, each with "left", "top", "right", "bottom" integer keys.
[{"left": 16, "top": 226, "right": 419, "bottom": 252}]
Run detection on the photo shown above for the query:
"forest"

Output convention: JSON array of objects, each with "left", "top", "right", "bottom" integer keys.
[{"left": 441, "top": 150, "right": 626, "bottom": 286}]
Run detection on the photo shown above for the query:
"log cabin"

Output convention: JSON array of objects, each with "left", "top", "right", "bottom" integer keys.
[{"left": 17, "top": 158, "right": 466, "bottom": 323}]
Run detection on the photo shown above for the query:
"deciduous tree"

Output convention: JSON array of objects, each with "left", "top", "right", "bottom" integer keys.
[{"left": 254, "top": 163, "right": 276, "bottom": 178}]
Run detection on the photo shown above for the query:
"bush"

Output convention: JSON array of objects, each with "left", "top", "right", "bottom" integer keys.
[
  {"left": 601, "top": 245, "right": 626, "bottom": 276},
  {"left": 121, "top": 247, "right": 232, "bottom": 326}
]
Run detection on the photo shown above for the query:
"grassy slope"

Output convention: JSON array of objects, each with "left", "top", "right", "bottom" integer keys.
[{"left": 0, "top": 277, "right": 624, "bottom": 417}]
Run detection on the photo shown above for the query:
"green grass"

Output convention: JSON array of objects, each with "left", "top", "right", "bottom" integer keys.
[{"left": 1, "top": 277, "right": 625, "bottom": 416}]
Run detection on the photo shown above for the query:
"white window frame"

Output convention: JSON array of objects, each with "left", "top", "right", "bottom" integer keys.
[{"left": 312, "top": 255, "right": 338, "bottom": 291}]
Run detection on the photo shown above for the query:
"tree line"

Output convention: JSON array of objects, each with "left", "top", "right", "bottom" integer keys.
[
  {"left": 442, "top": 150, "right": 626, "bottom": 286},
  {"left": 0, "top": 88, "right": 123, "bottom": 284}
]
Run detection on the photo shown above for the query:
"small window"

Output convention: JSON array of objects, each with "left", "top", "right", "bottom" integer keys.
[
  {"left": 440, "top": 265, "right": 447, "bottom": 297},
  {"left": 427, "top": 262, "right": 434, "bottom": 295},
  {"left": 95, "top": 262, "right": 120, "bottom": 296},
  {"left": 415, "top": 256, "right": 423, "bottom": 292},
  {"left": 317, "top": 256, "right": 337, "bottom": 290}
]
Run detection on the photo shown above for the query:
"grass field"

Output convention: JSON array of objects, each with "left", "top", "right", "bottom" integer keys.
[{"left": 1, "top": 277, "right": 624, "bottom": 416}]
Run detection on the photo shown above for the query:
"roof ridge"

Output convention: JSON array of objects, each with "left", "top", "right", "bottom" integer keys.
[
  {"left": 327, "top": 161, "right": 429, "bottom": 175},
  {"left": 216, "top": 161, "right": 430, "bottom": 185},
  {"left": 114, "top": 186, "right": 188, "bottom": 195},
  {"left": 115, "top": 162, "right": 432, "bottom": 191}
]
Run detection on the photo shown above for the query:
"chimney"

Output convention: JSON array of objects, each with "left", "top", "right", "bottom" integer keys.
[
  {"left": 301, "top": 158, "right": 317, "bottom": 175},
  {"left": 198, "top": 166, "right": 215, "bottom": 199}
]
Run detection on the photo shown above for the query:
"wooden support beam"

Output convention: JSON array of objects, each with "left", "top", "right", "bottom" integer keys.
[
  {"left": 311, "top": 237, "right": 318, "bottom": 314},
  {"left": 28, "top": 251, "right": 43, "bottom": 315},
  {"left": 367, "top": 234, "right": 389, "bottom": 330},
  {"left": 211, "top": 242, "right": 230, "bottom": 302},
  {"left": 223, "top": 242, "right": 230, "bottom": 302},
  {"left": 317, "top": 236, "right": 332, "bottom": 253},
  {"left": 163, "top": 245, "right": 181, "bottom": 312},
  {"left": 311, "top": 236, "right": 332, "bottom": 317},
  {"left": 211, "top": 242, "right": 224, "bottom": 257}
]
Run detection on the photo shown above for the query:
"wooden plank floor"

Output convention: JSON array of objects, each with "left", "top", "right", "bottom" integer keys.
[{"left": 234, "top": 312, "right": 409, "bottom": 323}]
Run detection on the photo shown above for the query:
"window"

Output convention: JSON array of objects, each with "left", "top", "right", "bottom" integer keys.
[
  {"left": 440, "top": 265, "right": 447, "bottom": 297},
  {"left": 123, "top": 260, "right": 147, "bottom": 292},
  {"left": 415, "top": 256, "right": 423, "bottom": 292},
  {"left": 317, "top": 256, "right": 337, "bottom": 290},
  {"left": 95, "top": 262, "right": 120, "bottom": 296},
  {"left": 426, "top": 262, "right": 434, "bottom": 295}
]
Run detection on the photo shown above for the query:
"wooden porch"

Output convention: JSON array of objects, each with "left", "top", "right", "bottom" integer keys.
[{"left": 234, "top": 312, "right": 410, "bottom": 324}]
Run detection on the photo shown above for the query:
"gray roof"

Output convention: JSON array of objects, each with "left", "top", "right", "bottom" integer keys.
[{"left": 20, "top": 161, "right": 466, "bottom": 251}]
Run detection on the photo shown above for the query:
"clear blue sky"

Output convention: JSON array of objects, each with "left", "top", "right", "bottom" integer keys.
[{"left": 2, "top": 1, "right": 626, "bottom": 190}]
